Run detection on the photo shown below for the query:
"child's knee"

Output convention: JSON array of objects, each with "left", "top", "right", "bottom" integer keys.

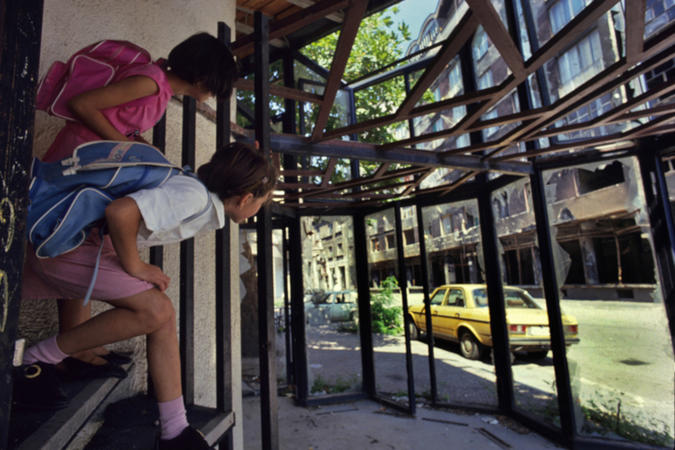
[{"left": 137, "top": 290, "right": 175, "bottom": 332}]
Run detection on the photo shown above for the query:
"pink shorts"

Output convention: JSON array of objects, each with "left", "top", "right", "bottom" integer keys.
[{"left": 22, "top": 231, "right": 154, "bottom": 301}]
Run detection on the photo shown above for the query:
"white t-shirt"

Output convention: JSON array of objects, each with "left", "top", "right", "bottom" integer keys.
[{"left": 127, "top": 174, "right": 225, "bottom": 248}]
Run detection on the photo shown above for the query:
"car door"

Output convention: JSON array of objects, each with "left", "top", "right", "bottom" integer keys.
[
  {"left": 440, "top": 288, "right": 466, "bottom": 339},
  {"left": 427, "top": 287, "right": 448, "bottom": 336}
]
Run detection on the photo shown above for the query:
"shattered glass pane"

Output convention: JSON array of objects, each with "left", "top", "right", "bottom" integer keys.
[
  {"left": 544, "top": 157, "right": 674, "bottom": 446},
  {"left": 301, "top": 216, "right": 361, "bottom": 398}
]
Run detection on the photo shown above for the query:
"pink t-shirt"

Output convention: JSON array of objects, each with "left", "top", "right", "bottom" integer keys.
[{"left": 42, "top": 62, "right": 173, "bottom": 162}]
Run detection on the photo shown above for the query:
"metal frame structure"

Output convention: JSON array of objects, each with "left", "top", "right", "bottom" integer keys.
[{"left": 237, "top": 1, "right": 675, "bottom": 449}]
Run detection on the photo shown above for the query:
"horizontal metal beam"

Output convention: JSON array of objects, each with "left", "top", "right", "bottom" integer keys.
[{"left": 238, "top": 133, "right": 532, "bottom": 174}]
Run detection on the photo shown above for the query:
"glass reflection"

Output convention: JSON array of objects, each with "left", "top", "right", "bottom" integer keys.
[
  {"left": 491, "top": 178, "right": 561, "bottom": 427},
  {"left": 366, "top": 209, "right": 408, "bottom": 405},
  {"left": 301, "top": 216, "right": 361, "bottom": 397},
  {"left": 417, "top": 200, "right": 499, "bottom": 407},
  {"left": 544, "top": 158, "right": 674, "bottom": 447}
]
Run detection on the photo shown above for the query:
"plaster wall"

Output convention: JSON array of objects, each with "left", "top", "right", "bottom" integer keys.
[{"left": 19, "top": 0, "right": 240, "bottom": 445}]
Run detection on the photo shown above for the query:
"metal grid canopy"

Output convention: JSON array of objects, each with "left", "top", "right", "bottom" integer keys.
[{"left": 233, "top": 0, "right": 675, "bottom": 210}]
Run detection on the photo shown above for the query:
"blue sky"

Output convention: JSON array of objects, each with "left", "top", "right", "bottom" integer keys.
[{"left": 391, "top": 0, "right": 439, "bottom": 50}]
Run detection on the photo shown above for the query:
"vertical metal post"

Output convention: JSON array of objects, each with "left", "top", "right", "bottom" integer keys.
[
  {"left": 394, "top": 204, "right": 416, "bottom": 414},
  {"left": 0, "top": 1, "right": 42, "bottom": 446},
  {"left": 180, "top": 96, "right": 197, "bottom": 405},
  {"left": 354, "top": 212, "right": 375, "bottom": 396},
  {"left": 282, "top": 229, "right": 292, "bottom": 385},
  {"left": 254, "top": 11, "right": 279, "bottom": 450},
  {"left": 637, "top": 140, "right": 675, "bottom": 355},
  {"left": 415, "top": 205, "right": 438, "bottom": 405},
  {"left": 289, "top": 217, "right": 308, "bottom": 404},
  {"left": 530, "top": 167, "right": 577, "bottom": 443},
  {"left": 150, "top": 114, "right": 166, "bottom": 269},
  {"left": 477, "top": 176, "right": 514, "bottom": 412},
  {"left": 215, "top": 21, "right": 236, "bottom": 450},
  {"left": 282, "top": 50, "right": 296, "bottom": 388}
]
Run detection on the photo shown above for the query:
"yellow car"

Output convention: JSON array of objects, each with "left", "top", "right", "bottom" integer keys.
[{"left": 407, "top": 284, "right": 579, "bottom": 361}]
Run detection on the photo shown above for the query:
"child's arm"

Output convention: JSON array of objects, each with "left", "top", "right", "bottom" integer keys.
[
  {"left": 67, "top": 76, "right": 159, "bottom": 141},
  {"left": 105, "top": 197, "right": 170, "bottom": 291}
]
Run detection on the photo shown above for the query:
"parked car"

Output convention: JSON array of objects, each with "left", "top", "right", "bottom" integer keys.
[{"left": 407, "top": 284, "right": 579, "bottom": 361}]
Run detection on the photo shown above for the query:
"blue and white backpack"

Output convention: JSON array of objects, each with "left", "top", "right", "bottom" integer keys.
[{"left": 27, "top": 140, "right": 184, "bottom": 303}]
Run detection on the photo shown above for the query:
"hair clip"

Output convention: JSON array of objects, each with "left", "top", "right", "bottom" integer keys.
[{"left": 261, "top": 176, "right": 269, "bottom": 183}]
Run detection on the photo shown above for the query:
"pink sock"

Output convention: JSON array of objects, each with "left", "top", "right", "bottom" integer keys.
[
  {"left": 158, "top": 396, "right": 189, "bottom": 440},
  {"left": 23, "top": 336, "right": 68, "bottom": 365}
]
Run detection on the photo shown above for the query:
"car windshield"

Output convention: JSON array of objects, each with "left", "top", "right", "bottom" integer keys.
[{"left": 472, "top": 288, "right": 540, "bottom": 309}]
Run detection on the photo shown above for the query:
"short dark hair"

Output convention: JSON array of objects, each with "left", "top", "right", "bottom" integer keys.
[
  {"left": 197, "top": 142, "right": 278, "bottom": 201},
  {"left": 167, "top": 32, "right": 238, "bottom": 99}
]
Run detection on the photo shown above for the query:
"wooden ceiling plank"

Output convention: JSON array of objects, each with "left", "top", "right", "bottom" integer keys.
[
  {"left": 625, "top": 0, "right": 646, "bottom": 65},
  {"left": 465, "top": 0, "right": 525, "bottom": 79},
  {"left": 285, "top": 0, "right": 344, "bottom": 22},
  {"left": 396, "top": 11, "right": 479, "bottom": 117},
  {"left": 310, "top": 0, "right": 368, "bottom": 140},
  {"left": 232, "top": 0, "right": 350, "bottom": 57}
]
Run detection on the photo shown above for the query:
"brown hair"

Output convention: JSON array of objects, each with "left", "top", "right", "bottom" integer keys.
[{"left": 197, "top": 142, "right": 277, "bottom": 200}]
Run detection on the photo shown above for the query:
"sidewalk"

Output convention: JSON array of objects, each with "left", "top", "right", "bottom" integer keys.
[{"left": 243, "top": 395, "right": 564, "bottom": 450}]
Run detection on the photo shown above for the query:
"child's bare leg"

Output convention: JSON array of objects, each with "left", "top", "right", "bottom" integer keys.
[
  {"left": 57, "top": 298, "right": 108, "bottom": 365},
  {"left": 55, "top": 288, "right": 181, "bottom": 401}
]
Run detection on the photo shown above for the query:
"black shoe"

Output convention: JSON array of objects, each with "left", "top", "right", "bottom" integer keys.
[
  {"left": 12, "top": 362, "right": 69, "bottom": 410},
  {"left": 100, "top": 350, "right": 133, "bottom": 365},
  {"left": 61, "top": 357, "right": 128, "bottom": 380},
  {"left": 156, "top": 426, "right": 210, "bottom": 450}
]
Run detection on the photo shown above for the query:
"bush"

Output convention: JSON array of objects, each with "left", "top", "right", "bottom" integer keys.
[{"left": 371, "top": 276, "right": 403, "bottom": 335}]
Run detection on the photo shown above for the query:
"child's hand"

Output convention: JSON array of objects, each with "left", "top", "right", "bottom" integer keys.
[{"left": 128, "top": 262, "right": 170, "bottom": 291}]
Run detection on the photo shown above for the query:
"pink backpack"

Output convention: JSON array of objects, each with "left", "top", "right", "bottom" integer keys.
[{"left": 36, "top": 40, "right": 152, "bottom": 121}]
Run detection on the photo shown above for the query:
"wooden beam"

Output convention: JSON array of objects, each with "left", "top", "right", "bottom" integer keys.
[
  {"left": 234, "top": 78, "right": 323, "bottom": 103},
  {"left": 285, "top": 0, "right": 344, "bottom": 22},
  {"left": 321, "top": 158, "right": 338, "bottom": 187},
  {"left": 466, "top": 0, "right": 525, "bottom": 79},
  {"left": 310, "top": 0, "right": 368, "bottom": 140},
  {"left": 625, "top": 0, "right": 646, "bottom": 65},
  {"left": 396, "top": 11, "right": 479, "bottom": 117},
  {"left": 232, "top": 0, "right": 349, "bottom": 58}
]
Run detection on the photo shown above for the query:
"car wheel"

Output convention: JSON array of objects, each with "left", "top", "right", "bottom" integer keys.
[
  {"left": 459, "top": 331, "right": 482, "bottom": 360},
  {"left": 407, "top": 317, "right": 419, "bottom": 340},
  {"left": 526, "top": 350, "right": 549, "bottom": 360}
]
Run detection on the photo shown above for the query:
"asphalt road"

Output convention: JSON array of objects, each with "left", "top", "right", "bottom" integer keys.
[{"left": 304, "top": 299, "right": 674, "bottom": 443}]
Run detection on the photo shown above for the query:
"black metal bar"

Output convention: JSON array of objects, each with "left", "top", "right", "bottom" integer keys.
[
  {"left": 289, "top": 216, "right": 308, "bottom": 405},
  {"left": 529, "top": 166, "right": 577, "bottom": 443},
  {"left": 215, "top": 21, "right": 235, "bottom": 450},
  {"left": 282, "top": 229, "right": 292, "bottom": 385},
  {"left": 150, "top": 114, "right": 166, "bottom": 270},
  {"left": 0, "top": 1, "right": 42, "bottom": 446},
  {"left": 254, "top": 11, "right": 279, "bottom": 450},
  {"left": 476, "top": 174, "right": 514, "bottom": 412},
  {"left": 637, "top": 138, "right": 675, "bottom": 356},
  {"left": 353, "top": 212, "right": 376, "bottom": 396},
  {"left": 414, "top": 204, "right": 438, "bottom": 406},
  {"left": 394, "top": 204, "right": 416, "bottom": 415},
  {"left": 180, "top": 96, "right": 197, "bottom": 405}
]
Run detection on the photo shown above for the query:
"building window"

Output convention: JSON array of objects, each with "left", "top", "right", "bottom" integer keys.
[
  {"left": 477, "top": 70, "right": 493, "bottom": 90},
  {"left": 448, "top": 62, "right": 463, "bottom": 97},
  {"left": 386, "top": 234, "right": 395, "bottom": 249},
  {"left": 472, "top": 27, "right": 488, "bottom": 61},
  {"left": 371, "top": 238, "right": 381, "bottom": 251},
  {"left": 557, "top": 30, "right": 602, "bottom": 86},
  {"left": 404, "top": 229, "right": 417, "bottom": 245},
  {"left": 441, "top": 215, "right": 452, "bottom": 234},
  {"left": 549, "top": 0, "right": 588, "bottom": 34}
]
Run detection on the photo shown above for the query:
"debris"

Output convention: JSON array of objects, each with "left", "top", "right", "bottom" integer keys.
[
  {"left": 422, "top": 417, "right": 469, "bottom": 427},
  {"left": 316, "top": 407, "right": 359, "bottom": 416},
  {"left": 477, "top": 427, "right": 511, "bottom": 449}
]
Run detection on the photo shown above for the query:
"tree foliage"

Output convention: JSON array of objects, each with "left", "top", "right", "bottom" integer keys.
[{"left": 300, "top": 7, "right": 411, "bottom": 145}]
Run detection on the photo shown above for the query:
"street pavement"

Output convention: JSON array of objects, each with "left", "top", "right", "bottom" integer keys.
[{"left": 304, "top": 299, "right": 674, "bottom": 446}]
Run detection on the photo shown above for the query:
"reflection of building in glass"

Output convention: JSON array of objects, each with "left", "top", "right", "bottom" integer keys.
[
  {"left": 301, "top": 217, "right": 355, "bottom": 292},
  {"left": 364, "top": 0, "right": 674, "bottom": 301}
]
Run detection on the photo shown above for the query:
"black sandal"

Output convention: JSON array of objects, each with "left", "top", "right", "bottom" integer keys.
[{"left": 61, "top": 357, "right": 127, "bottom": 380}]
